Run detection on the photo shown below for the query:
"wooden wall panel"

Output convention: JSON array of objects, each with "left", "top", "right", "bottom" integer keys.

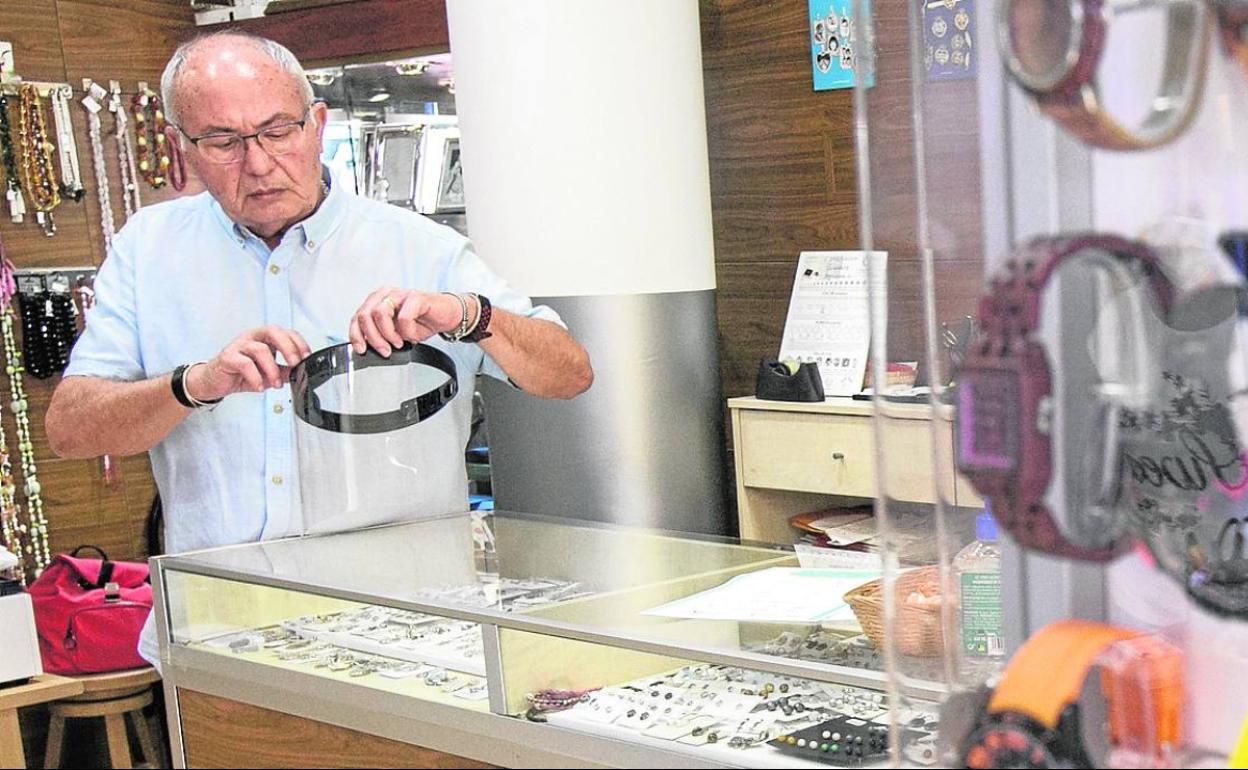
[
  {"left": 221, "top": 0, "right": 451, "bottom": 67},
  {"left": 58, "top": 0, "right": 197, "bottom": 85},
  {"left": 1, "top": 1, "right": 69, "bottom": 82},
  {"left": 700, "top": 0, "right": 862, "bottom": 407},
  {"left": 700, "top": 0, "right": 986, "bottom": 479},
  {"left": 178, "top": 689, "right": 496, "bottom": 769}
]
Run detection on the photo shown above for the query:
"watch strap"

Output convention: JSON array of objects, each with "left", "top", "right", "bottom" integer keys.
[
  {"left": 987, "top": 620, "right": 1138, "bottom": 729},
  {"left": 464, "top": 293, "right": 493, "bottom": 342},
  {"left": 1025, "top": 0, "right": 1209, "bottom": 151},
  {"left": 171, "top": 362, "right": 221, "bottom": 409}
]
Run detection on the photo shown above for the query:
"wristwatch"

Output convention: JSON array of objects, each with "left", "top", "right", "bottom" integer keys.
[
  {"left": 956, "top": 235, "right": 1174, "bottom": 560},
  {"left": 952, "top": 620, "right": 1182, "bottom": 769},
  {"left": 170, "top": 362, "right": 222, "bottom": 409},
  {"left": 998, "top": 0, "right": 1211, "bottom": 150}
]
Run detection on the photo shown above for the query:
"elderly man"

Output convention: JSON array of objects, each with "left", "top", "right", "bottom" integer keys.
[{"left": 45, "top": 31, "right": 592, "bottom": 558}]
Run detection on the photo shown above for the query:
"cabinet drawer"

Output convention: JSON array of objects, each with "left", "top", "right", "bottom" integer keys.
[
  {"left": 738, "top": 410, "right": 877, "bottom": 497},
  {"left": 737, "top": 409, "right": 938, "bottom": 503}
]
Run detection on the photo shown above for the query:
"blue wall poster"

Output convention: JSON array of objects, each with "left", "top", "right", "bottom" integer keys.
[
  {"left": 923, "top": 0, "right": 976, "bottom": 81},
  {"left": 809, "top": 0, "right": 872, "bottom": 91}
]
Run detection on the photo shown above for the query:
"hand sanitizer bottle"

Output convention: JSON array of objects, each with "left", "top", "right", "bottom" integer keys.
[{"left": 955, "top": 501, "right": 1003, "bottom": 684}]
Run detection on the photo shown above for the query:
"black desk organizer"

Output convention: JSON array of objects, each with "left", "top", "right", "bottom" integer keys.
[{"left": 756, "top": 357, "right": 825, "bottom": 402}]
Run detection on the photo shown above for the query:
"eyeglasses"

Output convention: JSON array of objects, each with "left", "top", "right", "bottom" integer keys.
[{"left": 179, "top": 111, "right": 312, "bottom": 165}]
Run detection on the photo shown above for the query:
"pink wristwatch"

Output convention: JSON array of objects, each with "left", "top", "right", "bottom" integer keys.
[{"left": 957, "top": 235, "right": 1174, "bottom": 561}]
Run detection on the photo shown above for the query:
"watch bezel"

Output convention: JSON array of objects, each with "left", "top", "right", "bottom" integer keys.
[{"left": 997, "top": 0, "right": 1093, "bottom": 94}]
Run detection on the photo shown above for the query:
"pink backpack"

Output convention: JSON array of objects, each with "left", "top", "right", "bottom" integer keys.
[{"left": 28, "top": 546, "right": 152, "bottom": 675}]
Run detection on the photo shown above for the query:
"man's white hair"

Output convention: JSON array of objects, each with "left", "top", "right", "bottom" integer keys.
[{"left": 160, "top": 31, "right": 314, "bottom": 128}]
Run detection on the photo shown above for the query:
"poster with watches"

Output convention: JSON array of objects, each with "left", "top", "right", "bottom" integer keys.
[
  {"left": 779, "top": 251, "right": 887, "bottom": 396},
  {"left": 922, "top": 0, "right": 976, "bottom": 81},
  {"left": 809, "top": 0, "right": 875, "bottom": 91}
]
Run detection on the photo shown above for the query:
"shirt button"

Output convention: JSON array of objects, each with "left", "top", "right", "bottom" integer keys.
[
  {"left": 273, "top": 404, "right": 284, "bottom": 414},
  {"left": 271, "top": 475, "right": 284, "bottom": 486},
  {"left": 269, "top": 264, "right": 280, "bottom": 275},
  {"left": 307, "top": 240, "right": 317, "bottom": 249}
]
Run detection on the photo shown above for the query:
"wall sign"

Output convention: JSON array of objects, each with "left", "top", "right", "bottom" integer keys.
[
  {"left": 923, "top": 0, "right": 976, "bottom": 81},
  {"left": 809, "top": 0, "right": 872, "bottom": 91}
]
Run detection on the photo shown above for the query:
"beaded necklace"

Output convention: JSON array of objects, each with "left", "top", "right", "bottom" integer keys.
[
  {"left": 0, "top": 244, "right": 18, "bottom": 578},
  {"left": 81, "top": 82, "right": 115, "bottom": 250},
  {"left": 0, "top": 255, "right": 45, "bottom": 578},
  {"left": 109, "top": 81, "right": 141, "bottom": 216},
  {"left": 17, "top": 84, "right": 61, "bottom": 236},
  {"left": 132, "top": 84, "right": 170, "bottom": 189},
  {"left": 0, "top": 86, "right": 24, "bottom": 224},
  {"left": 49, "top": 85, "right": 84, "bottom": 202}
]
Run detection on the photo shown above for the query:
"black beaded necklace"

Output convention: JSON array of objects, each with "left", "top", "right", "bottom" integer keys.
[
  {"left": 17, "top": 290, "right": 76, "bottom": 379},
  {"left": 0, "top": 90, "right": 23, "bottom": 221}
]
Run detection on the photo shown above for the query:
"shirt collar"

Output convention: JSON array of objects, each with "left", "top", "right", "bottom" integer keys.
[{"left": 211, "top": 165, "right": 347, "bottom": 251}]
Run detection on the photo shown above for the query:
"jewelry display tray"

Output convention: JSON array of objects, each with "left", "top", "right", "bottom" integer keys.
[{"left": 153, "top": 510, "right": 947, "bottom": 768}]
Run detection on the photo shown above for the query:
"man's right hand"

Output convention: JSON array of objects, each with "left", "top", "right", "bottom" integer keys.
[{"left": 185, "top": 326, "right": 312, "bottom": 403}]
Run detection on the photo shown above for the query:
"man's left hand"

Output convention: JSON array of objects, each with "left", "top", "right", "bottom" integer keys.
[{"left": 348, "top": 287, "right": 467, "bottom": 355}]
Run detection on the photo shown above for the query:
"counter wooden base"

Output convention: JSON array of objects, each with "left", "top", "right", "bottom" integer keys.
[{"left": 177, "top": 689, "right": 495, "bottom": 769}]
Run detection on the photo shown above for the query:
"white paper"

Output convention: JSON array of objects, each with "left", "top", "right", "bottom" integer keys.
[
  {"left": 793, "top": 543, "right": 883, "bottom": 570},
  {"left": 641, "top": 567, "right": 881, "bottom": 624},
  {"left": 779, "top": 251, "right": 887, "bottom": 396}
]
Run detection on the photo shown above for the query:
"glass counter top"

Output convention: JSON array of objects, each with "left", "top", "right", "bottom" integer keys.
[{"left": 156, "top": 511, "right": 946, "bottom": 695}]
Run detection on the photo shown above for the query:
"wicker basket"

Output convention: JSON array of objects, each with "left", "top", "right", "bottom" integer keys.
[{"left": 843, "top": 566, "right": 946, "bottom": 658}]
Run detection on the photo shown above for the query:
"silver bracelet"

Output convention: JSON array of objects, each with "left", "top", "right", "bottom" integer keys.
[{"left": 438, "top": 292, "right": 470, "bottom": 342}]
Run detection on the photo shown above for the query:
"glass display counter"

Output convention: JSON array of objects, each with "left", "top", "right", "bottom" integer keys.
[{"left": 152, "top": 511, "right": 945, "bottom": 768}]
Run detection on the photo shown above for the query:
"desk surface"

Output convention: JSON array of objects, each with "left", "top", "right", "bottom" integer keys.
[
  {"left": 728, "top": 395, "right": 946, "bottom": 420},
  {"left": 0, "top": 674, "right": 84, "bottom": 711}
]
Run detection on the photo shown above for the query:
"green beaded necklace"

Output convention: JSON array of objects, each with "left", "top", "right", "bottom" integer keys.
[{"left": 0, "top": 254, "right": 47, "bottom": 576}]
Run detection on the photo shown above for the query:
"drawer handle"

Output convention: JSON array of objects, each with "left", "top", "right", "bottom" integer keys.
[{"left": 832, "top": 452, "right": 845, "bottom": 461}]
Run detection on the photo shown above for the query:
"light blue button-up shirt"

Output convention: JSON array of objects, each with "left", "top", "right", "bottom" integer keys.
[{"left": 65, "top": 173, "right": 561, "bottom": 555}]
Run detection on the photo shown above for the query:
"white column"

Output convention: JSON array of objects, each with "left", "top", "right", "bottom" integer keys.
[{"left": 447, "top": 0, "right": 727, "bottom": 534}]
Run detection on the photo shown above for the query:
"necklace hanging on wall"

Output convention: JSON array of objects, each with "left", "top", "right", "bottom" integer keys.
[
  {"left": 131, "top": 83, "right": 170, "bottom": 190},
  {"left": 17, "top": 289, "right": 75, "bottom": 379},
  {"left": 109, "top": 81, "right": 141, "bottom": 217},
  {"left": 0, "top": 85, "right": 25, "bottom": 225},
  {"left": 17, "top": 84, "right": 62, "bottom": 236},
  {"left": 0, "top": 239, "right": 22, "bottom": 581},
  {"left": 81, "top": 82, "right": 116, "bottom": 251},
  {"left": 48, "top": 85, "right": 84, "bottom": 203},
  {"left": 0, "top": 257, "right": 47, "bottom": 577}
]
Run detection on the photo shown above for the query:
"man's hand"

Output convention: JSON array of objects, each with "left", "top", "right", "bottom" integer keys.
[
  {"left": 185, "top": 326, "right": 312, "bottom": 402},
  {"left": 349, "top": 287, "right": 465, "bottom": 355}
]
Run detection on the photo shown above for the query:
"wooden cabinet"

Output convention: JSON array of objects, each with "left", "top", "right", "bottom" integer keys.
[{"left": 729, "top": 397, "right": 982, "bottom": 543}]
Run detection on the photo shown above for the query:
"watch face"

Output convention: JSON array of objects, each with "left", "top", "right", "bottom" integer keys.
[
  {"left": 964, "top": 722, "right": 1056, "bottom": 769},
  {"left": 958, "top": 371, "right": 1021, "bottom": 472},
  {"left": 1004, "top": 0, "right": 1078, "bottom": 88}
]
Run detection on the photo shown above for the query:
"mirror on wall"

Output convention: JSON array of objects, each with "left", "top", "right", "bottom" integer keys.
[{"left": 307, "top": 54, "right": 466, "bottom": 235}]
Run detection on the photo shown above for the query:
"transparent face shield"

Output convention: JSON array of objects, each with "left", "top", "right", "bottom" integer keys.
[{"left": 289, "top": 342, "right": 462, "bottom": 535}]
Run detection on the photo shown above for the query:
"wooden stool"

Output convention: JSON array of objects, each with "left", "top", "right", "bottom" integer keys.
[{"left": 44, "top": 668, "right": 164, "bottom": 770}]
